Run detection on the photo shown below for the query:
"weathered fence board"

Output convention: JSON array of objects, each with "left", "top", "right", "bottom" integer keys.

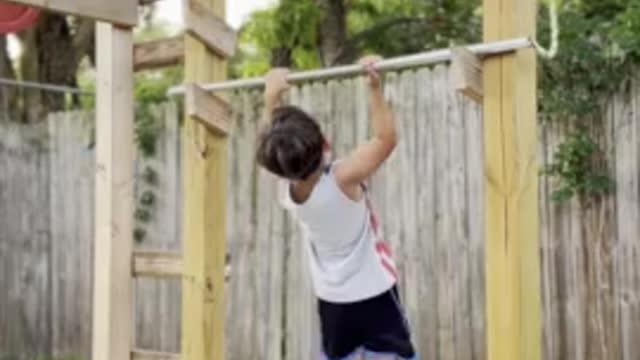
[
  {"left": 1, "top": 70, "right": 640, "bottom": 360},
  {"left": 0, "top": 122, "right": 50, "bottom": 358}
]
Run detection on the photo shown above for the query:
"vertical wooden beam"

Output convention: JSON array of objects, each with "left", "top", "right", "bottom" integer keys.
[
  {"left": 181, "top": 0, "right": 227, "bottom": 360},
  {"left": 92, "top": 22, "right": 134, "bottom": 360},
  {"left": 483, "top": 1, "right": 541, "bottom": 360}
]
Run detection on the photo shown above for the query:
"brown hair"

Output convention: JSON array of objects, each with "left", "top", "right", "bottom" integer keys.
[{"left": 256, "top": 106, "right": 324, "bottom": 180}]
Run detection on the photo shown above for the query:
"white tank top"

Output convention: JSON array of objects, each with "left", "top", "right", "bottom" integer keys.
[{"left": 281, "top": 163, "right": 397, "bottom": 303}]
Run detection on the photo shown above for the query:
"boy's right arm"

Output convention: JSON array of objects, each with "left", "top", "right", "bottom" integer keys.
[
  {"left": 260, "top": 68, "right": 290, "bottom": 131},
  {"left": 335, "top": 56, "right": 397, "bottom": 188}
]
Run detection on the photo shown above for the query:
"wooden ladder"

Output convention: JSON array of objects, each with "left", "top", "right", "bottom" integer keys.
[
  {"left": 130, "top": 251, "right": 183, "bottom": 360},
  {"left": 126, "top": 0, "right": 236, "bottom": 359}
]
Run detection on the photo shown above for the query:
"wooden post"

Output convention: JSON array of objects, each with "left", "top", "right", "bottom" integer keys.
[
  {"left": 483, "top": 0, "right": 541, "bottom": 360},
  {"left": 92, "top": 22, "right": 134, "bottom": 360},
  {"left": 181, "top": 0, "right": 228, "bottom": 359}
]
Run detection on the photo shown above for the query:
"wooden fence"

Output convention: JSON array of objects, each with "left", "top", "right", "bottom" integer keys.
[{"left": 0, "top": 66, "right": 639, "bottom": 360}]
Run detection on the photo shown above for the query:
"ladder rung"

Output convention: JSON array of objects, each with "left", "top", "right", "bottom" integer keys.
[
  {"left": 133, "top": 251, "right": 183, "bottom": 278},
  {"left": 132, "top": 349, "right": 180, "bottom": 360},
  {"left": 134, "top": 36, "right": 184, "bottom": 72}
]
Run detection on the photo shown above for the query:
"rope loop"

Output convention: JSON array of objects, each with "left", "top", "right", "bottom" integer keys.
[{"left": 533, "top": 0, "right": 560, "bottom": 59}]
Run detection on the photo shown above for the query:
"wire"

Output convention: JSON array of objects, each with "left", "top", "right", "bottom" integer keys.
[
  {"left": 0, "top": 78, "right": 94, "bottom": 95},
  {"left": 533, "top": 0, "right": 560, "bottom": 59}
]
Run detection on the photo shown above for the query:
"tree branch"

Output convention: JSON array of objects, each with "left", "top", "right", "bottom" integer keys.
[
  {"left": 333, "top": 17, "right": 424, "bottom": 65},
  {"left": 73, "top": 18, "right": 96, "bottom": 66}
]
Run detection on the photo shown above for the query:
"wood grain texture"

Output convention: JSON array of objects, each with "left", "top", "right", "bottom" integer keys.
[
  {"left": 132, "top": 349, "right": 181, "bottom": 360},
  {"left": 134, "top": 36, "right": 184, "bottom": 72},
  {"left": 451, "top": 47, "right": 483, "bottom": 103},
  {"left": 185, "top": 0, "right": 236, "bottom": 58},
  {"left": 133, "top": 251, "right": 183, "bottom": 278},
  {"left": 92, "top": 23, "right": 135, "bottom": 360},
  {"left": 6, "top": 0, "right": 137, "bottom": 26},
  {"left": 483, "top": 1, "right": 541, "bottom": 360},
  {"left": 181, "top": 1, "right": 228, "bottom": 360},
  {"left": 185, "top": 84, "right": 233, "bottom": 135}
]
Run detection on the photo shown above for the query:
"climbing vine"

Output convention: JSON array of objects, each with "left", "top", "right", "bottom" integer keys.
[
  {"left": 132, "top": 66, "right": 182, "bottom": 244},
  {"left": 541, "top": 131, "right": 613, "bottom": 201},
  {"left": 537, "top": 0, "right": 640, "bottom": 202}
]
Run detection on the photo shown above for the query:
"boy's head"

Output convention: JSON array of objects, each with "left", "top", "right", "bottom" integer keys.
[{"left": 257, "top": 106, "right": 325, "bottom": 180}]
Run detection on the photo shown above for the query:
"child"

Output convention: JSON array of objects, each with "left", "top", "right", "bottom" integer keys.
[{"left": 256, "top": 56, "right": 416, "bottom": 360}]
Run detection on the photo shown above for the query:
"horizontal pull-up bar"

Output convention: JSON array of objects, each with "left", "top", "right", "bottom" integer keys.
[{"left": 168, "top": 37, "right": 532, "bottom": 96}]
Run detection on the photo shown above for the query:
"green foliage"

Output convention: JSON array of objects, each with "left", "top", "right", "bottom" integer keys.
[
  {"left": 140, "top": 190, "right": 156, "bottom": 207},
  {"left": 129, "top": 19, "right": 181, "bottom": 243},
  {"left": 542, "top": 131, "right": 613, "bottom": 201},
  {"left": 346, "top": 0, "right": 480, "bottom": 56},
  {"left": 232, "top": 0, "right": 480, "bottom": 75},
  {"left": 232, "top": 0, "right": 640, "bottom": 202},
  {"left": 538, "top": 0, "right": 640, "bottom": 201},
  {"left": 143, "top": 166, "right": 159, "bottom": 185},
  {"left": 135, "top": 208, "right": 152, "bottom": 223},
  {"left": 232, "top": 0, "right": 323, "bottom": 76},
  {"left": 134, "top": 165, "right": 159, "bottom": 244},
  {"left": 134, "top": 227, "right": 147, "bottom": 244}
]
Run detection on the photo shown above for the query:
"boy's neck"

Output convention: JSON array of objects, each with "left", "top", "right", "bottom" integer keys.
[{"left": 290, "top": 167, "right": 324, "bottom": 204}]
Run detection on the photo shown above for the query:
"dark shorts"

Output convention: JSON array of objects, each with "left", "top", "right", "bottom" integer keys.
[{"left": 318, "top": 287, "right": 417, "bottom": 359}]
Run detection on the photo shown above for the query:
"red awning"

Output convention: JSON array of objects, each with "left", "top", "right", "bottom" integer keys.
[{"left": 0, "top": 2, "right": 40, "bottom": 34}]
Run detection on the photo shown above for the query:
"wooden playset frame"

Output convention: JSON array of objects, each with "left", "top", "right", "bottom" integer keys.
[{"left": 5, "top": 0, "right": 541, "bottom": 359}]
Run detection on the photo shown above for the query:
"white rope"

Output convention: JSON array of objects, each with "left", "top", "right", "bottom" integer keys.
[{"left": 533, "top": 0, "right": 560, "bottom": 59}]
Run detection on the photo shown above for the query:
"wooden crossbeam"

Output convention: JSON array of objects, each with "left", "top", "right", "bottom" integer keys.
[
  {"left": 184, "top": 0, "right": 237, "bottom": 58},
  {"left": 134, "top": 36, "right": 184, "bottom": 72},
  {"left": 185, "top": 84, "right": 233, "bottom": 136},
  {"left": 451, "top": 47, "right": 483, "bottom": 103},
  {"left": 5, "top": 0, "right": 137, "bottom": 26},
  {"left": 132, "top": 349, "right": 181, "bottom": 360},
  {"left": 133, "top": 251, "right": 183, "bottom": 278}
]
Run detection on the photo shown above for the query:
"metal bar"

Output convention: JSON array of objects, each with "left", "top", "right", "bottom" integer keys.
[
  {"left": 0, "top": 78, "right": 94, "bottom": 95},
  {"left": 168, "top": 37, "right": 532, "bottom": 96}
]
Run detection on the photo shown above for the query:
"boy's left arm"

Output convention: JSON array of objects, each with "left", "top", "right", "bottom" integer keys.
[{"left": 260, "top": 68, "right": 290, "bottom": 131}]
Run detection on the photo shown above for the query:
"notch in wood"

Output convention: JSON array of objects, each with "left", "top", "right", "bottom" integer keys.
[
  {"left": 133, "top": 251, "right": 183, "bottom": 279},
  {"left": 185, "top": 84, "right": 233, "bottom": 136},
  {"left": 132, "top": 349, "right": 181, "bottom": 360},
  {"left": 451, "top": 47, "right": 483, "bottom": 103},
  {"left": 185, "top": 0, "right": 237, "bottom": 58},
  {"left": 134, "top": 36, "right": 184, "bottom": 72}
]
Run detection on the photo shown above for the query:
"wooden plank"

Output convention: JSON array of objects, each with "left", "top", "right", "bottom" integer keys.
[
  {"left": 132, "top": 349, "right": 181, "bottom": 360},
  {"left": 133, "top": 251, "right": 183, "bottom": 278},
  {"left": 185, "top": 83, "right": 233, "bottom": 136},
  {"left": 6, "top": 0, "right": 137, "bottom": 26},
  {"left": 451, "top": 47, "right": 483, "bottom": 103},
  {"left": 483, "top": 1, "right": 541, "bottom": 360},
  {"left": 185, "top": 0, "right": 237, "bottom": 58},
  {"left": 134, "top": 36, "right": 184, "bottom": 72},
  {"left": 614, "top": 74, "right": 640, "bottom": 360},
  {"left": 0, "top": 122, "right": 52, "bottom": 356},
  {"left": 416, "top": 67, "right": 438, "bottom": 360},
  {"left": 92, "top": 22, "right": 134, "bottom": 360},
  {"left": 181, "top": 0, "right": 228, "bottom": 359}
]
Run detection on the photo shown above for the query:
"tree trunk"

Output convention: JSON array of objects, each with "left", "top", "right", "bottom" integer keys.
[
  {"left": 271, "top": 47, "right": 293, "bottom": 67},
  {"left": 315, "top": 0, "right": 348, "bottom": 66},
  {"left": 0, "top": 35, "right": 18, "bottom": 121},
  {"left": 18, "top": 13, "right": 94, "bottom": 122}
]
